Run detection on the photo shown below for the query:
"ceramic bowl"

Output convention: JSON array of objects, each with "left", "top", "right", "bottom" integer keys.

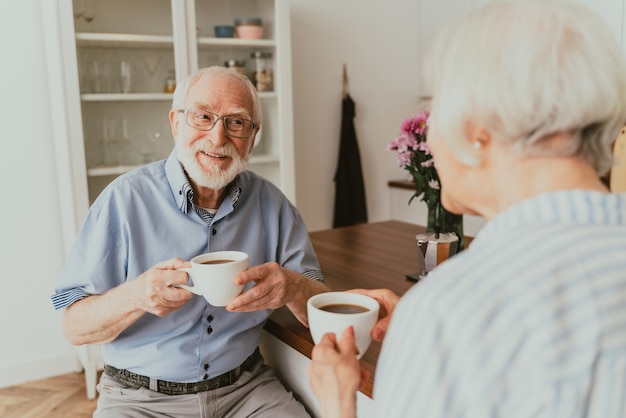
[{"left": 214, "top": 25, "right": 235, "bottom": 38}]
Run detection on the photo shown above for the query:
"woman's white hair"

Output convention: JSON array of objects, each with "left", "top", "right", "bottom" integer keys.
[
  {"left": 172, "top": 66, "right": 262, "bottom": 126},
  {"left": 424, "top": 0, "right": 626, "bottom": 175}
]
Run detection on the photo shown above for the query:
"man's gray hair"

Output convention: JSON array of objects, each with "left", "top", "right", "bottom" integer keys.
[{"left": 172, "top": 66, "right": 262, "bottom": 126}]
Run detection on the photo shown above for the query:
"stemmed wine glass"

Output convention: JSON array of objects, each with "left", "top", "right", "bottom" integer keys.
[
  {"left": 146, "top": 126, "right": 161, "bottom": 150},
  {"left": 118, "top": 118, "right": 131, "bottom": 166},
  {"left": 73, "top": 0, "right": 85, "bottom": 20},
  {"left": 100, "top": 119, "right": 118, "bottom": 167},
  {"left": 140, "top": 125, "right": 162, "bottom": 163},
  {"left": 143, "top": 55, "right": 161, "bottom": 78},
  {"left": 82, "top": 0, "right": 96, "bottom": 23}
]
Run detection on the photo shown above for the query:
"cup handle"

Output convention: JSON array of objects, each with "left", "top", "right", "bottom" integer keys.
[{"left": 176, "top": 267, "right": 203, "bottom": 296}]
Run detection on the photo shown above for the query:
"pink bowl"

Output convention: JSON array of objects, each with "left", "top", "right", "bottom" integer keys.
[{"left": 236, "top": 25, "right": 263, "bottom": 39}]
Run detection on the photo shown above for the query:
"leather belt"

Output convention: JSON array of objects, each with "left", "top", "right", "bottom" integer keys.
[{"left": 104, "top": 348, "right": 260, "bottom": 395}]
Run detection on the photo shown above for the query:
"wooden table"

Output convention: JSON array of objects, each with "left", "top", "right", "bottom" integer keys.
[{"left": 264, "top": 220, "right": 426, "bottom": 398}]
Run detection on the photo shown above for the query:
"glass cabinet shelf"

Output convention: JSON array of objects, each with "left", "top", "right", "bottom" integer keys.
[
  {"left": 87, "top": 164, "right": 143, "bottom": 177},
  {"left": 249, "top": 154, "right": 280, "bottom": 164},
  {"left": 81, "top": 93, "right": 173, "bottom": 102},
  {"left": 80, "top": 93, "right": 275, "bottom": 103},
  {"left": 76, "top": 33, "right": 276, "bottom": 50},
  {"left": 196, "top": 37, "right": 275, "bottom": 48},
  {"left": 87, "top": 154, "right": 280, "bottom": 177},
  {"left": 76, "top": 32, "right": 175, "bottom": 48}
]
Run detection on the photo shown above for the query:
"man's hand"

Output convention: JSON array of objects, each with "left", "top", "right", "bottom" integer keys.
[
  {"left": 63, "top": 258, "right": 195, "bottom": 345},
  {"left": 136, "top": 258, "right": 195, "bottom": 316},
  {"left": 225, "top": 262, "right": 328, "bottom": 326}
]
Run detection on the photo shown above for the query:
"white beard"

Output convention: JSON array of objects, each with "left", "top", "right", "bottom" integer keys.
[{"left": 175, "top": 139, "right": 249, "bottom": 190}]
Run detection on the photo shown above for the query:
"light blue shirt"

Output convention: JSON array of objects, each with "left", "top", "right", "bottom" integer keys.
[
  {"left": 52, "top": 150, "right": 323, "bottom": 382},
  {"left": 374, "top": 190, "right": 626, "bottom": 417}
]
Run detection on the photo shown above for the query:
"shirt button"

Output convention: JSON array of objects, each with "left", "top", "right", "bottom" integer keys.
[
  {"left": 207, "top": 315, "right": 214, "bottom": 322},
  {"left": 204, "top": 363, "right": 209, "bottom": 371},
  {"left": 212, "top": 228, "right": 217, "bottom": 236},
  {"left": 203, "top": 373, "right": 209, "bottom": 380},
  {"left": 207, "top": 326, "right": 213, "bottom": 334}
]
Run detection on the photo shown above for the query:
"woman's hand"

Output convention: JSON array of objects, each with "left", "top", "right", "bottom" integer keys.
[
  {"left": 349, "top": 288, "right": 400, "bottom": 341},
  {"left": 308, "top": 326, "right": 368, "bottom": 418}
]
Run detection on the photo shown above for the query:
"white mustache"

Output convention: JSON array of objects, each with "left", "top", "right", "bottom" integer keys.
[{"left": 191, "top": 141, "right": 237, "bottom": 159}]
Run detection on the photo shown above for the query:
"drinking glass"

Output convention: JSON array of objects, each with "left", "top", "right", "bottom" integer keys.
[
  {"left": 90, "top": 61, "right": 112, "bottom": 93},
  {"left": 101, "top": 119, "right": 118, "bottom": 166},
  {"left": 73, "top": 0, "right": 85, "bottom": 19},
  {"left": 120, "top": 61, "right": 132, "bottom": 93},
  {"left": 82, "top": 0, "right": 96, "bottom": 22}
]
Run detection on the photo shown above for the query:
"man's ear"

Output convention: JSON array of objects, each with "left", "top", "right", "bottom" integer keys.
[
  {"left": 169, "top": 109, "right": 180, "bottom": 141},
  {"left": 248, "top": 125, "right": 260, "bottom": 152}
]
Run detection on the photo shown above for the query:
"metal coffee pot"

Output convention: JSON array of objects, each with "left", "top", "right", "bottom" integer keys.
[{"left": 415, "top": 232, "right": 460, "bottom": 280}]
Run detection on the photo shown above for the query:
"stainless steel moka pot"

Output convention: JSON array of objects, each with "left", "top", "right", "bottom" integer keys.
[{"left": 415, "top": 231, "right": 460, "bottom": 280}]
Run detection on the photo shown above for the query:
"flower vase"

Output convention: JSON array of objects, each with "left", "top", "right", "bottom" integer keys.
[{"left": 426, "top": 200, "right": 464, "bottom": 251}]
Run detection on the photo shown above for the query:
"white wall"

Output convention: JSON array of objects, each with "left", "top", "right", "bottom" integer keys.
[
  {"left": 289, "top": 0, "right": 422, "bottom": 231},
  {"left": 0, "top": 0, "right": 82, "bottom": 388},
  {"left": 1, "top": 0, "right": 623, "bottom": 389}
]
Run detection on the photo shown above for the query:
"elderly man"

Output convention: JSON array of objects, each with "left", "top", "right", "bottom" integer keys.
[{"left": 52, "top": 66, "right": 327, "bottom": 417}]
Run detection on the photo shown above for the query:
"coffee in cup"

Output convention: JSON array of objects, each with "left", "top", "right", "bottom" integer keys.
[
  {"left": 178, "top": 251, "right": 248, "bottom": 306},
  {"left": 319, "top": 304, "right": 369, "bottom": 314},
  {"left": 307, "top": 291, "right": 379, "bottom": 358}
]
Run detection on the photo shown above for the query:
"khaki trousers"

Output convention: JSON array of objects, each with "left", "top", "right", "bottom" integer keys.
[{"left": 94, "top": 355, "right": 310, "bottom": 418}]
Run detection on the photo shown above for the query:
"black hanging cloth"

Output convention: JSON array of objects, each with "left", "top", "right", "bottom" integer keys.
[{"left": 333, "top": 92, "right": 368, "bottom": 227}]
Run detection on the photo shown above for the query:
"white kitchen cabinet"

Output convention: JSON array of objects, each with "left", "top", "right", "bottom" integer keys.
[
  {"left": 42, "top": 0, "right": 294, "bottom": 399},
  {"left": 45, "top": 0, "right": 295, "bottom": 216}
]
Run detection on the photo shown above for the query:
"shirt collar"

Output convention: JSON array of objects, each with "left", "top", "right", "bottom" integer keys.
[{"left": 165, "top": 149, "right": 243, "bottom": 214}]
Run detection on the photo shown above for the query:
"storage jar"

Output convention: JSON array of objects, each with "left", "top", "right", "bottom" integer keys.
[
  {"left": 250, "top": 51, "right": 273, "bottom": 91},
  {"left": 235, "top": 17, "right": 263, "bottom": 39}
]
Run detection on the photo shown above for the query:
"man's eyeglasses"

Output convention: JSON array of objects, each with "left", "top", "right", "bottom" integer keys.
[{"left": 176, "top": 108, "right": 255, "bottom": 139}]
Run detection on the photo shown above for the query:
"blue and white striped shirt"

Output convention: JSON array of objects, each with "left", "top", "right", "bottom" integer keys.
[
  {"left": 374, "top": 190, "right": 626, "bottom": 417},
  {"left": 51, "top": 150, "right": 324, "bottom": 382}
]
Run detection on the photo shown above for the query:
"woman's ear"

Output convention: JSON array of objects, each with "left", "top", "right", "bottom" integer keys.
[
  {"left": 464, "top": 121, "right": 492, "bottom": 165},
  {"left": 466, "top": 121, "right": 490, "bottom": 149}
]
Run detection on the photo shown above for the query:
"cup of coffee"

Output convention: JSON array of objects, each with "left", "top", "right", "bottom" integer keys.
[
  {"left": 307, "top": 292, "right": 380, "bottom": 359},
  {"left": 178, "top": 251, "right": 248, "bottom": 306}
]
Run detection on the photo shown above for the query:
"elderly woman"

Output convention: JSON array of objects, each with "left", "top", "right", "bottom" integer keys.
[{"left": 308, "top": 1, "right": 626, "bottom": 417}]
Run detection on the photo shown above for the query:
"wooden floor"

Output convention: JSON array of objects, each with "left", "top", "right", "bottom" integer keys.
[{"left": 0, "top": 372, "right": 98, "bottom": 418}]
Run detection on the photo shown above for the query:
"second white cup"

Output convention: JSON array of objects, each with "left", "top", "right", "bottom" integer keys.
[
  {"left": 179, "top": 251, "right": 248, "bottom": 306},
  {"left": 307, "top": 291, "right": 380, "bottom": 359}
]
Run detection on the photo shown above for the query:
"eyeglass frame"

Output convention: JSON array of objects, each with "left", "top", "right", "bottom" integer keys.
[{"left": 175, "top": 108, "right": 256, "bottom": 139}]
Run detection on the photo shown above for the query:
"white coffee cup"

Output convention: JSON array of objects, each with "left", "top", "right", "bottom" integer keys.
[
  {"left": 307, "top": 292, "right": 380, "bottom": 359},
  {"left": 178, "top": 251, "right": 248, "bottom": 306}
]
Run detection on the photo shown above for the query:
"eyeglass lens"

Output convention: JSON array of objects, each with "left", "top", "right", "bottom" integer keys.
[{"left": 185, "top": 109, "right": 253, "bottom": 138}]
